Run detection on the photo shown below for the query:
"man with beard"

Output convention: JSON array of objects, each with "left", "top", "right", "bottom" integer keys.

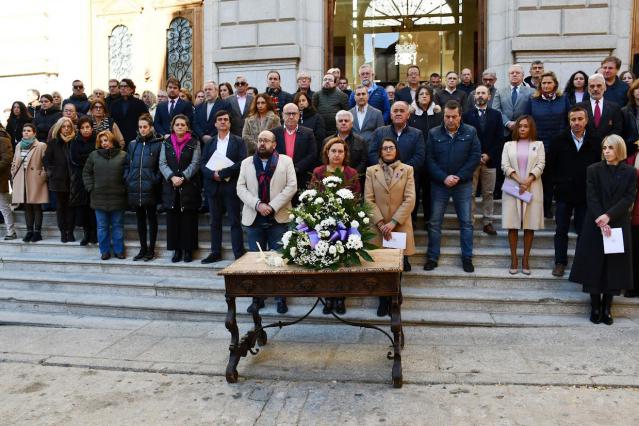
[
  {"left": 312, "top": 73, "right": 349, "bottom": 134},
  {"left": 62, "top": 80, "right": 90, "bottom": 114},
  {"left": 265, "top": 70, "right": 293, "bottom": 118},
  {"left": 237, "top": 129, "right": 297, "bottom": 314}
]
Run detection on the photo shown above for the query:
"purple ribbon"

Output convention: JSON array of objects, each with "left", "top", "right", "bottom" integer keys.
[
  {"left": 297, "top": 220, "right": 358, "bottom": 249},
  {"left": 308, "top": 231, "right": 320, "bottom": 248},
  {"left": 296, "top": 222, "right": 309, "bottom": 232}
]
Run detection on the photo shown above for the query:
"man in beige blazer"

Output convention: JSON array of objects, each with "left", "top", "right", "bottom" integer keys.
[{"left": 237, "top": 129, "right": 297, "bottom": 314}]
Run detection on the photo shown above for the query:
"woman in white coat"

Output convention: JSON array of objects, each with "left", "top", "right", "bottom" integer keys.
[{"left": 501, "top": 115, "right": 545, "bottom": 275}]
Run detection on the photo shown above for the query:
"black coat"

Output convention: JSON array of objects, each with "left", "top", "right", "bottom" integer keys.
[
  {"left": 109, "top": 96, "right": 149, "bottom": 145},
  {"left": 6, "top": 116, "right": 32, "bottom": 146},
  {"left": 461, "top": 108, "right": 504, "bottom": 168},
  {"left": 548, "top": 129, "right": 600, "bottom": 205},
  {"left": 160, "top": 137, "right": 201, "bottom": 211},
  {"left": 299, "top": 109, "right": 326, "bottom": 155},
  {"left": 154, "top": 98, "right": 195, "bottom": 136},
  {"left": 192, "top": 98, "right": 233, "bottom": 139},
  {"left": 124, "top": 133, "right": 163, "bottom": 207},
  {"left": 63, "top": 94, "right": 91, "bottom": 115},
  {"left": 33, "top": 107, "right": 62, "bottom": 142},
  {"left": 621, "top": 105, "right": 639, "bottom": 156},
  {"left": 272, "top": 125, "right": 317, "bottom": 189},
  {"left": 69, "top": 134, "right": 95, "bottom": 206},
  {"left": 569, "top": 161, "right": 637, "bottom": 293},
  {"left": 43, "top": 137, "right": 72, "bottom": 192},
  {"left": 200, "top": 133, "right": 247, "bottom": 197},
  {"left": 575, "top": 100, "right": 623, "bottom": 145}
]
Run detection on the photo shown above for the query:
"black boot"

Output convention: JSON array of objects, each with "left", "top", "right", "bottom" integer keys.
[
  {"left": 80, "top": 229, "right": 90, "bottom": 246},
  {"left": 133, "top": 247, "right": 147, "bottom": 261},
  {"left": 322, "top": 298, "right": 334, "bottom": 315},
  {"left": 22, "top": 229, "right": 34, "bottom": 243},
  {"left": 67, "top": 230, "right": 75, "bottom": 242},
  {"left": 589, "top": 294, "right": 602, "bottom": 324},
  {"left": 376, "top": 296, "right": 390, "bottom": 317},
  {"left": 171, "top": 250, "right": 182, "bottom": 263},
  {"left": 31, "top": 228, "right": 42, "bottom": 242},
  {"left": 183, "top": 250, "right": 192, "bottom": 263},
  {"left": 602, "top": 294, "right": 614, "bottom": 325},
  {"left": 90, "top": 229, "right": 98, "bottom": 244},
  {"left": 60, "top": 230, "right": 68, "bottom": 243},
  {"left": 143, "top": 246, "right": 155, "bottom": 261}
]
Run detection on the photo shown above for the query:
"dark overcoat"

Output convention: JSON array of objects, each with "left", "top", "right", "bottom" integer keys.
[{"left": 569, "top": 161, "right": 637, "bottom": 293}]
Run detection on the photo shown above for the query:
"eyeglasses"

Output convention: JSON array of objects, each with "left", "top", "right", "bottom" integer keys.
[
  {"left": 119, "top": 85, "right": 129, "bottom": 89},
  {"left": 257, "top": 138, "right": 273, "bottom": 143},
  {"left": 108, "top": 85, "right": 118, "bottom": 89},
  {"left": 93, "top": 105, "right": 104, "bottom": 110},
  {"left": 382, "top": 146, "right": 396, "bottom": 152},
  {"left": 284, "top": 112, "right": 299, "bottom": 116},
  {"left": 235, "top": 82, "right": 247, "bottom": 87},
  {"left": 73, "top": 85, "right": 83, "bottom": 89}
]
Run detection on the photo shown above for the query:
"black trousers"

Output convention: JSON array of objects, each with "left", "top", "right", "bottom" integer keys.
[
  {"left": 24, "top": 204, "right": 43, "bottom": 231},
  {"left": 632, "top": 225, "right": 639, "bottom": 292},
  {"left": 207, "top": 186, "right": 244, "bottom": 258},
  {"left": 54, "top": 191, "right": 74, "bottom": 233},
  {"left": 135, "top": 205, "right": 158, "bottom": 249},
  {"left": 166, "top": 208, "right": 198, "bottom": 250},
  {"left": 74, "top": 205, "right": 96, "bottom": 232}
]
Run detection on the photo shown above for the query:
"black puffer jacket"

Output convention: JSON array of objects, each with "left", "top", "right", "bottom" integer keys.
[
  {"left": 69, "top": 133, "right": 96, "bottom": 206},
  {"left": 33, "top": 107, "right": 62, "bottom": 142},
  {"left": 43, "top": 137, "right": 73, "bottom": 192},
  {"left": 124, "top": 132, "right": 163, "bottom": 207}
]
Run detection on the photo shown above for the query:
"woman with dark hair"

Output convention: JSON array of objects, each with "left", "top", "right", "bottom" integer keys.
[
  {"left": 6, "top": 101, "right": 32, "bottom": 147},
  {"left": 365, "top": 137, "right": 416, "bottom": 316},
  {"left": 564, "top": 71, "right": 589, "bottom": 106},
  {"left": 89, "top": 99, "right": 125, "bottom": 148},
  {"left": 622, "top": 79, "right": 639, "bottom": 155},
  {"left": 501, "top": 115, "right": 545, "bottom": 275},
  {"left": 218, "top": 82, "right": 234, "bottom": 100},
  {"left": 125, "top": 113, "right": 163, "bottom": 261},
  {"left": 70, "top": 116, "right": 97, "bottom": 245},
  {"left": 409, "top": 85, "right": 442, "bottom": 223},
  {"left": 570, "top": 135, "right": 636, "bottom": 324},
  {"left": 621, "top": 70, "right": 635, "bottom": 86},
  {"left": 311, "top": 137, "right": 361, "bottom": 315},
  {"left": 11, "top": 123, "right": 48, "bottom": 242},
  {"left": 159, "top": 114, "right": 201, "bottom": 263},
  {"left": 44, "top": 117, "right": 77, "bottom": 242},
  {"left": 241, "top": 93, "right": 281, "bottom": 155},
  {"left": 294, "top": 91, "right": 326, "bottom": 152},
  {"left": 32, "top": 94, "right": 62, "bottom": 142}
]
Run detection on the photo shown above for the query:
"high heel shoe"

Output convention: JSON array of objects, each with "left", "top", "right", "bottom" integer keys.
[
  {"left": 509, "top": 257, "right": 518, "bottom": 275},
  {"left": 521, "top": 258, "right": 531, "bottom": 275}
]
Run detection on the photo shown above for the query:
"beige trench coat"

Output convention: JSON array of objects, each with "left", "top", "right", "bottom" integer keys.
[
  {"left": 11, "top": 141, "right": 49, "bottom": 204},
  {"left": 501, "top": 140, "right": 545, "bottom": 230},
  {"left": 364, "top": 162, "right": 416, "bottom": 255}
]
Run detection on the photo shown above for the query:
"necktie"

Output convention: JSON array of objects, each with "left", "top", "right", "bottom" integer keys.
[
  {"left": 594, "top": 100, "right": 601, "bottom": 128},
  {"left": 511, "top": 86, "right": 518, "bottom": 106},
  {"left": 169, "top": 99, "right": 175, "bottom": 116}
]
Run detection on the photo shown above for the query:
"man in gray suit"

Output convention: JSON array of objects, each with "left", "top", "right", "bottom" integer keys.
[
  {"left": 349, "top": 85, "right": 384, "bottom": 144},
  {"left": 492, "top": 64, "right": 534, "bottom": 138},
  {"left": 227, "top": 75, "right": 254, "bottom": 136}
]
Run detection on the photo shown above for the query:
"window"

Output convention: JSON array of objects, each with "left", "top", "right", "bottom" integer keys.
[
  {"left": 167, "top": 17, "right": 193, "bottom": 90},
  {"left": 109, "top": 25, "right": 133, "bottom": 80}
]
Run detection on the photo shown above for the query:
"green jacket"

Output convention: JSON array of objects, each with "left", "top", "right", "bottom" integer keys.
[{"left": 82, "top": 147, "right": 127, "bottom": 211}]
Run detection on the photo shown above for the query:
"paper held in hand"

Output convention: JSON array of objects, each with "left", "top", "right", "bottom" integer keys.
[
  {"left": 603, "top": 228, "right": 624, "bottom": 254},
  {"left": 205, "top": 151, "right": 234, "bottom": 181},
  {"left": 382, "top": 232, "right": 407, "bottom": 250}
]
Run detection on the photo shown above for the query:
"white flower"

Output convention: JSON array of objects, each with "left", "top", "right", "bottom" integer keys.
[
  {"left": 320, "top": 230, "right": 331, "bottom": 238},
  {"left": 314, "top": 197, "right": 324, "bottom": 205},
  {"left": 328, "top": 245, "right": 337, "bottom": 255},
  {"left": 337, "top": 244, "right": 345, "bottom": 254},
  {"left": 314, "top": 241, "right": 329, "bottom": 256},
  {"left": 320, "top": 218, "right": 336, "bottom": 228},
  {"left": 358, "top": 211, "right": 366, "bottom": 218},
  {"left": 290, "top": 247, "right": 296, "bottom": 257},
  {"left": 363, "top": 217, "right": 370, "bottom": 224},
  {"left": 288, "top": 213, "right": 295, "bottom": 220},
  {"left": 336, "top": 188, "right": 354, "bottom": 199},
  {"left": 350, "top": 220, "right": 359, "bottom": 229},
  {"left": 346, "top": 234, "right": 363, "bottom": 250},
  {"left": 322, "top": 176, "right": 342, "bottom": 186},
  {"left": 299, "top": 189, "right": 317, "bottom": 202},
  {"left": 295, "top": 216, "right": 304, "bottom": 224},
  {"left": 281, "top": 231, "right": 292, "bottom": 248}
]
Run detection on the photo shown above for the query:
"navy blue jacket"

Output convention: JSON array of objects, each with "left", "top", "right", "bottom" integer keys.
[
  {"left": 124, "top": 133, "right": 163, "bottom": 207},
  {"left": 368, "top": 125, "right": 425, "bottom": 170},
  {"left": 462, "top": 107, "right": 503, "bottom": 168},
  {"left": 154, "top": 98, "right": 194, "bottom": 136},
  {"left": 110, "top": 97, "right": 149, "bottom": 144},
  {"left": 200, "top": 133, "right": 247, "bottom": 197},
  {"left": 192, "top": 99, "right": 233, "bottom": 139},
  {"left": 530, "top": 95, "right": 571, "bottom": 146},
  {"left": 426, "top": 123, "right": 482, "bottom": 185},
  {"left": 349, "top": 84, "right": 391, "bottom": 124},
  {"left": 604, "top": 77, "right": 629, "bottom": 108}
]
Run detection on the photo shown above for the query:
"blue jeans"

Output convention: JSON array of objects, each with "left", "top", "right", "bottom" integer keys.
[
  {"left": 427, "top": 181, "right": 473, "bottom": 260},
  {"left": 95, "top": 209, "right": 124, "bottom": 255},
  {"left": 554, "top": 200, "right": 586, "bottom": 265},
  {"left": 245, "top": 215, "right": 288, "bottom": 252}
]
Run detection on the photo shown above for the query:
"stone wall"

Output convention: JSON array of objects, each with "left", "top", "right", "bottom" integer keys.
[
  {"left": 203, "top": 0, "right": 325, "bottom": 92},
  {"left": 487, "top": 0, "right": 633, "bottom": 87}
]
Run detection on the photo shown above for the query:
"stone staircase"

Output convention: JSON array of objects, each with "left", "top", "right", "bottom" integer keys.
[{"left": 0, "top": 200, "right": 637, "bottom": 327}]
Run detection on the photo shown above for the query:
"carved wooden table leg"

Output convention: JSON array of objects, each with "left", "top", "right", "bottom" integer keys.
[
  {"left": 225, "top": 295, "right": 240, "bottom": 383},
  {"left": 390, "top": 294, "right": 403, "bottom": 388},
  {"left": 252, "top": 307, "right": 267, "bottom": 346}
]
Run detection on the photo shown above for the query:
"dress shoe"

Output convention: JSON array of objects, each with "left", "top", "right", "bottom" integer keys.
[
  {"left": 552, "top": 263, "right": 565, "bottom": 277},
  {"left": 462, "top": 257, "right": 474, "bottom": 273},
  {"left": 335, "top": 298, "right": 346, "bottom": 315},
  {"left": 3, "top": 233, "right": 17, "bottom": 241},
  {"left": 276, "top": 299, "right": 288, "bottom": 314},
  {"left": 133, "top": 249, "right": 146, "bottom": 261},
  {"left": 482, "top": 223, "right": 497, "bottom": 235},
  {"left": 171, "top": 250, "right": 183, "bottom": 263},
  {"left": 101, "top": 252, "right": 111, "bottom": 260},
  {"left": 246, "top": 298, "right": 265, "bottom": 314},
  {"left": 624, "top": 291, "right": 638, "bottom": 298},
  {"left": 66, "top": 231, "right": 75, "bottom": 242},
  {"left": 60, "top": 232, "right": 68, "bottom": 243},
  {"left": 183, "top": 250, "right": 192, "bottom": 263},
  {"left": 423, "top": 259, "right": 438, "bottom": 271},
  {"left": 322, "top": 298, "right": 334, "bottom": 314},
  {"left": 403, "top": 256, "right": 411, "bottom": 272},
  {"left": 602, "top": 295, "right": 614, "bottom": 325},
  {"left": 143, "top": 249, "right": 155, "bottom": 262},
  {"left": 80, "top": 231, "right": 90, "bottom": 246},
  {"left": 22, "top": 231, "right": 34, "bottom": 242},
  {"left": 589, "top": 307, "right": 602, "bottom": 324},
  {"left": 376, "top": 297, "right": 389, "bottom": 317},
  {"left": 115, "top": 253, "right": 126, "bottom": 259},
  {"left": 30, "top": 232, "right": 42, "bottom": 242},
  {"left": 201, "top": 253, "right": 222, "bottom": 264}
]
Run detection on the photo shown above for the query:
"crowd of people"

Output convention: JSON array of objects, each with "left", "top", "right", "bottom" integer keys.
[{"left": 0, "top": 55, "right": 638, "bottom": 322}]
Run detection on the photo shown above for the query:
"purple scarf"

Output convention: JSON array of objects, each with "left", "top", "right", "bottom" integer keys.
[
  {"left": 170, "top": 132, "right": 192, "bottom": 161},
  {"left": 253, "top": 150, "right": 279, "bottom": 203}
]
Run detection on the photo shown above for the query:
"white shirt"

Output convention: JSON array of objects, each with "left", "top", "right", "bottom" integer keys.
[
  {"left": 356, "top": 104, "right": 368, "bottom": 128},
  {"left": 236, "top": 95, "right": 247, "bottom": 114},
  {"left": 206, "top": 101, "right": 215, "bottom": 120},
  {"left": 215, "top": 133, "right": 230, "bottom": 157},
  {"left": 590, "top": 98, "right": 604, "bottom": 116},
  {"left": 574, "top": 91, "right": 585, "bottom": 103},
  {"left": 168, "top": 98, "right": 177, "bottom": 114}
]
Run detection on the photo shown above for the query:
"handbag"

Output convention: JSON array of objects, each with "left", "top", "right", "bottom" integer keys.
[{"left": 501, "top": 179, "right": 533, "bottom": 203}]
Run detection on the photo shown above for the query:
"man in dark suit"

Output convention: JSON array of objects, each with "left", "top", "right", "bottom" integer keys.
[
  {"left": 200, "top": 110, "right": 247, "bottom": 263},
  {"left": 576, "top": 73, "right": 623, "bottom": 145},
  {"left": 193, "top": 81, "right": 233, "bottom": 143},
  {"left": 272, "top": 103, "right": 317, "bottom": 191},
  {"left": 395, "top": 65, "right": 422, "bottom": 104},
  {"left": 154, "top": 77, "right": 194, "bottom": 137},
  {"left": 462, "top": 85, "right": 503, "bottom": 235},
  {"left": 227, "top": 75, "right": 253, "bottom": 136},
  {"left": 548, "top": 106, "right": 600, "bottom": 277},
  {"left": 109, "top": 78, "right": 149, "bottom": 146}
]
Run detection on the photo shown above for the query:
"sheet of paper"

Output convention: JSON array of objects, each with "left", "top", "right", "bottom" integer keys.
[
  {"left": 603, "top": 228, "right": 624, "bottom": 254},
  {"left": 382, "top": 232, "right": 407, "bottom": 250},
  {"left": 205, "top": 151, "right": 234, "bottom": 172}
]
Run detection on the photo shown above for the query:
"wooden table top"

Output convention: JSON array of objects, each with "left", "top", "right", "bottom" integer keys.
[{"left": 219, "top": 249, "right": 403, "bottom": 276}]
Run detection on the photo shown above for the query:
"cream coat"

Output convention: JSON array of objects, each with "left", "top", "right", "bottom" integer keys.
[
  {"left": 11, "top": 141, "right": 49, "bottom": 204},
  {"left": 364, "top": 162, "right": 416, "bottom": 255},
  {"left": 241, "top": 111, "right": 281, "bottom": 156},
  {"left": 236, "top": 154, "right": 297, "bottom": 226},
  {"left": 501, "top": 140, "right": 545, "bottom": 230}
]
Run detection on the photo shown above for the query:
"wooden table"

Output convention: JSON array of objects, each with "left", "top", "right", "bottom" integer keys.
[{"left": 218, "top": 249, "right": 405, "bottom": 388}]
